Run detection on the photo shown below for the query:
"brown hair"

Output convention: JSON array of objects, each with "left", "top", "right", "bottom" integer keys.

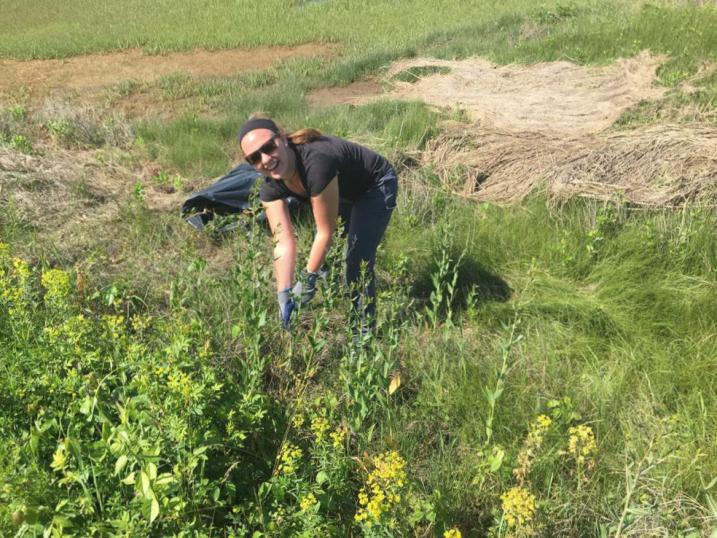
[{"left": 287, "top": 128, "right": 322, "bottom": 145}]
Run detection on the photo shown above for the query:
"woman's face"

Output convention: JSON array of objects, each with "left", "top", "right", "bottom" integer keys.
[{"left": 240, "top": 128, "right": 294, "bottom": 180}]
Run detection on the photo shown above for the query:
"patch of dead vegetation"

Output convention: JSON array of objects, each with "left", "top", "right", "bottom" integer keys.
[
  {"left": 307, "top": 79, "right": 384, "bottom": 108},
  {"left": 1, "top": 44, "right": 335, "bottom": 123},
  {"left": 312, "top": 51, "right": 717, "bottom": 205},
  {"left": 0, "top": 144, "right": 199, "bottom": 256},
  {"left": 423, "top": 122, "right": 717, "bottom": 205},
  {"left": 312, "top": 51, "right": 667, "bottom": 136}
]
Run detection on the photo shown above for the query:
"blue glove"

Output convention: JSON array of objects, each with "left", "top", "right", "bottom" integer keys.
[
  {"left": 277, "top": 288, "right": 297, "bottom": 330},
  {"left": 292, "top": 271, "right": 320, "bottom": 306}
]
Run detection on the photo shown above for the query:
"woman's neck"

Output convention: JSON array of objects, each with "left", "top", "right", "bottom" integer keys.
[{"left": 283, "top": 145, "right": 300, "bottom": 183}]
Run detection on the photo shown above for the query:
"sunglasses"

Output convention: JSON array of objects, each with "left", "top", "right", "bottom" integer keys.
[{"left": 245, "top": 135, "right": 279, "bottom": 165}]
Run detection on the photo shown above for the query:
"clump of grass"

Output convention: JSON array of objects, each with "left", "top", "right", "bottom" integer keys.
[
  {"left": 40, "top": 101, "right": 133, "bottom": 148},
  {"left": 109, "top": 78, "right": 143, "bottom": 98},
  {"left": 0, "top": 106, "right": 34, "bottom": 151},
  {"left": 391, "top": 65, "right": 451, "bottom": 83},
  {"left": 158, "top": 72, "right": 196, "bottom": 99}
]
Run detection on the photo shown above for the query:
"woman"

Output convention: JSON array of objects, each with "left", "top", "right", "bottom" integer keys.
[{"left": 238, "top": 116, "right": 398, "bottom": 332}]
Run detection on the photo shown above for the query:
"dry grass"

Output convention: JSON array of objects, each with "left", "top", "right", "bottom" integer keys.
[{"left": 422, "top": 122, "right": 717, "bottom": 206}]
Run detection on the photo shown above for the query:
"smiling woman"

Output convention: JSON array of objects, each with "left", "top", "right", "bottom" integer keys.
[{"left": 238, "top": 115, "right": 398, "bottom": 334}]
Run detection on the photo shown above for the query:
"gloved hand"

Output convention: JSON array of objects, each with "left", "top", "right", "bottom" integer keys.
[
  {"left": 292, "top": 270, "right": 320, "bottom": 306},
  {"left": 277, "top": 287, "right": 297, "bottom": 330}
]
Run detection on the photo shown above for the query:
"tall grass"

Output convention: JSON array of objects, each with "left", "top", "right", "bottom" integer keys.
[
  {"left": 3, "top": 0, "right": 717, "bottom": 535},
  {"left": 4, "top": 183, "right": 716, "bottom": 535}
]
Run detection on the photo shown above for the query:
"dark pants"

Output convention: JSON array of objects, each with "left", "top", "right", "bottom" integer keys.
[{"left": 338, "top": 170, "right": 398, "bottom": 329}]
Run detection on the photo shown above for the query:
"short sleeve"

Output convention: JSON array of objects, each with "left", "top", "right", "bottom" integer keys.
[{"left": 259, "top": 177, "right": 287, "bottom": 202}]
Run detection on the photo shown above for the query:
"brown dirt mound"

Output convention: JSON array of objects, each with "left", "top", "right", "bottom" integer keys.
[
  {"left": 0, "top": 44, "right": 333, "bottom": 99},
  {"left": 423, "top": 122, "right": 717, "bottom": 205}
]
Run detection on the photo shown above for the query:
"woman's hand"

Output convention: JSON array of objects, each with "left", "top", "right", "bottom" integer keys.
[
  {"left": 292, "top": 270, "right": 319, "bottom": 306},
  {"left": 277, "top": 287, "right": 297, "bottom": 330}
]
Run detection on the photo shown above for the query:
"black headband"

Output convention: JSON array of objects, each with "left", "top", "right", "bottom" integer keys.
[{"left": 238, "top": 118, "right": 280, "bottom": 143}]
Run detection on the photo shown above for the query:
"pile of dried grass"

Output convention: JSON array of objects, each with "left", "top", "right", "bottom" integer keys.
[{"left": 422, "top": 122, "right": 717, "bottom": 206}]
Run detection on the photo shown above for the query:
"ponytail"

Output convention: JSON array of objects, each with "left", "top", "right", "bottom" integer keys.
[{"left": 287, "top": 128, "right": 323, "bottom": 145}]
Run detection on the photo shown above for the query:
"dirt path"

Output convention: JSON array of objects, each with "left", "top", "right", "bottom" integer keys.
[{"left": 0, "top": 43, "right": 333, "bottom": 98}]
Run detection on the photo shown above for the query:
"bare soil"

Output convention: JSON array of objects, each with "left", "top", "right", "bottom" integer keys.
[{"left": 0, "top": 44, "right": 334, "bottom": 99}]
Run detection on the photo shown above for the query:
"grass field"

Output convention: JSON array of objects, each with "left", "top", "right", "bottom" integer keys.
[{"left": 2, "top": 1, "right": 717, "bottom": 536}]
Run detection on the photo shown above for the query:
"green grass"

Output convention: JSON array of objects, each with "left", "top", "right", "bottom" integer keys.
[
  {"left": 3, "top": 1, "right": 717, "bottom": 536},
  {"left": 3, "top": 174, "right": 717, "bottom": 535},
  {"left": 0, "top": 0, "right": 567, "bottom": 59}
]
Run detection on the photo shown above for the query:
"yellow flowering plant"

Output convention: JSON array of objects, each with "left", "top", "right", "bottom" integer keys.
[
  {"left": 513, "top": 414, "right": 553, "bottom": 486},
  {"left": 499, "top": 486, "right": 537, "bottom": 537},
  {"left": 354, "top": 451, "right": 408, "bottom": 529},
  {"left": 567, "top": 424, "right": 598, "bottom": 473},
  {"left": 41, "top": 268, "right": 72, "bottom": 306}
]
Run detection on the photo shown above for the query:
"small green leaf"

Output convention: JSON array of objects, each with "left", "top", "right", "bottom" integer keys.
[
  {"left": 150, "top": 497, "right": 160, "bottom": 523},
  {"left": 79, "top": 396, "right": 94, "bottom": 415},
  {"left": 121, "top": 472, "right": 136, "bottom": 485},
  {"left": 114, "top": 455, "right": 128, "bottom": 476},
  {"left": 140, "top": 471, "right": 151, "bottom": 497},
  {"left": 155, "top": 473, "right": 174, "bottom": 486},
  {"left": 316, "top": 471, "right": 329, "bottom": 485},
  {"left": 148, "top": 462, "right": 157, "bottom": 480},
  {"left": 489, "top": 448, "right": 505, "bottom": 472}
]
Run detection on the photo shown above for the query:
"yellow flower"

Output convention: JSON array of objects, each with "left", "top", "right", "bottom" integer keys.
[
  {"left": 568, "top": 425, "right": 597, "bottom": 466},
  {"left": 276, "top": 443, "right": 303, "bottom": 476},
  {"left": 330, "top": 426, "right": 346, "bottom": 449},
  {"left": 291, "top": 413, "right": 305, "bottom": 429},
  {"left": 513, "top": 414, "right": 552, "bottom": 485},
  {"left": 299, "top": 492, "right": 318, "bottom": 512},
  {"left": 444, "top": 528, "right": 462, "bottom": 538},
  {"left": 310, "top": 416, "right": 330, "bottom": 443},
  {"left": 41, "top": 268, "right": 71, "bottom": 302},
  {"left": 102, "top": 314, "right": 125, "bottom": 340},
  {"left": 355, "top": 451, "right": 407, "bottom": 525},
  {"left": 500, "top": 487, "right": 536, "bottom": 531},
  {"left": 535, "top": 415, "right": 552, "bottom": 429},
  {"left": 51, "top": 445, "right": 67, "bottom": 472},
  {"left": 130, "top": 314, "right": 152, "bottom": 332},
  {"left": 11, "top": 257, "right": 30, "bottom": 281},
  {"left": 2, "top": 257, "right": 30, "bottom": 307},
  {"left": 167, "top": 371, "right": 193, "bottom": 400}
]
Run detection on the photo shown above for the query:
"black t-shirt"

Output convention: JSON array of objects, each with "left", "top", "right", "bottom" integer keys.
[{"left": 259, "top": 136, "right": 394, "bottom": 203}]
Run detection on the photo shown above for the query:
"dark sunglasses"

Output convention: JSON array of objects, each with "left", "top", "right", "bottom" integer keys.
[{"left": 245, "top": 136, "right": 279, "bottom": 165}]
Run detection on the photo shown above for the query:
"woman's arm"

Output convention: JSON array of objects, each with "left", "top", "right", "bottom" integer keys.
[
  {"left": 307, "top": 177, "right": 339, "bottom": 273},
  {"left": 263, "top": 199, "right": 297, "bottom": 291}
]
